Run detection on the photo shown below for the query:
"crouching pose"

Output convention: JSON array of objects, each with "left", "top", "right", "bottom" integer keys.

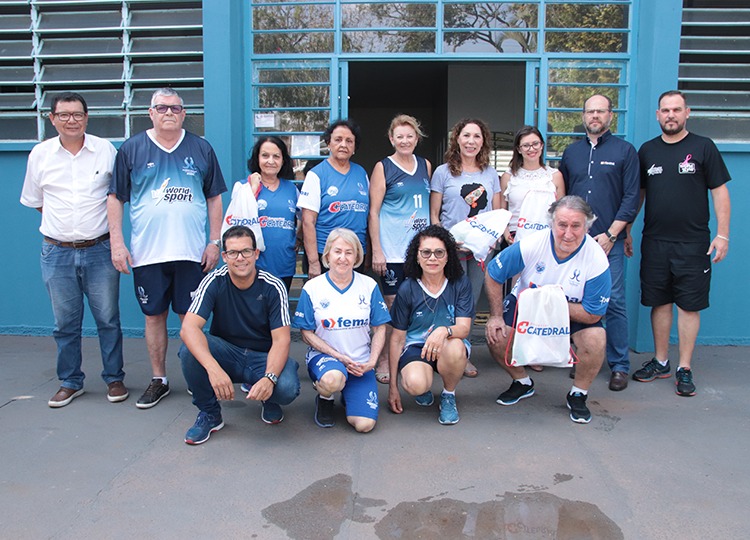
[
  {"left": 293, "top": 228, "right": 391, "bottom": 432},
  {"left": 388, "top": 225, "right": 474, "bottom": 425},
  {"left": 485, "top": 196, "right": 611, "bottom": 424}
]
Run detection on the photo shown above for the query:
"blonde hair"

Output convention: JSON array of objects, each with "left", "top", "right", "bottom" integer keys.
[
  {"left": 322, "top": 228, "right": 364, "bottom": 269},
  {"left": 388, "top": 114, "right": 425, "bottom": 140}
]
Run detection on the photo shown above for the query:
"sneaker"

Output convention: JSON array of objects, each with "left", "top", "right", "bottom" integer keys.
[
  {"left": 314, "top": 395, "right": 335, "bottom": 428},
  {"left": 184, "top": 411, "right": 224, "bottom": 445},
  {"left": 496, "top": 380, "right": 535, "bottom": 406},
  {"left": 48, "top": 387, "right": 84, "bottom": 408},
  {"left": 675, "top": 368, "right": 696, "bottom": 397},
  {"left": 414, "top": 390, "right": 434, "bottom": 407},
  {"left": 438, "top": 393, "right": 459, "bottom": 425},
  {"left": 136, "top": 379, "right": 171, "bottom": 409},
  {"left": 261, "top": 401, "right": 284, "bottom": 424},
  {"left": 240, "top": 383, "right": 251, "bottom": 393},
  {"left": 566, "top": 392, "right": 591, "bottom": 424},
  {"left": 106, "top": 381, "right": 129, "bottom": 403},
  {"left": 633, "top": 358, "right": 671, "bottom": 382}
]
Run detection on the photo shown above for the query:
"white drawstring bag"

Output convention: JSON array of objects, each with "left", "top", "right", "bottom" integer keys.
[
  {"left": 449, "top": 209, "right": 511, "bottom": 265},
  {"left": 220, "top": 181, "right": 266, "bottom": 251},
  {"left": 507, "top": 285, "right": 574, "bottom": 368},
  {"left": 514, "top": 189, "right": 555, "bottom": 242}
]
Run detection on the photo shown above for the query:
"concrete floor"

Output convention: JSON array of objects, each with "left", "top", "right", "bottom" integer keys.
[{"left": 2, "top": 334, "right": 748, "bottom": 539}]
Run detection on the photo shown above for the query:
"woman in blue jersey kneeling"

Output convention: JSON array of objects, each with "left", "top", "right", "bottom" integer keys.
[{"left": 387, "top": 225, "right": 475, "bottom": 425}]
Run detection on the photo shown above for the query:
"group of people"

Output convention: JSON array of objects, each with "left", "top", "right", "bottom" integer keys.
[{"left": 21, "top": 88, "right": 730, "bottom": 443}]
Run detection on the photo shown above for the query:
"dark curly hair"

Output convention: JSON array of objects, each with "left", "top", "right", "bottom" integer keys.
[
  {"left": 323, "top": 119, "right": 361, "bottom": 153},
  {"left": 247, "top": 136, "right": 294, "bottom": 180},
  {"left": 444, "top": 118, "right": 492, "bottom": 176},
  {"left": 403, "top": 225, "right": 464, "bottom": 281}
]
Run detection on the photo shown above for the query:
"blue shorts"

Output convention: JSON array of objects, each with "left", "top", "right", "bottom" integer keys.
[
  {"left": 132, "top": 261, "right": 205, "bottom": 316},
  {"left": 398, "top": 342, "right": 472, "bottom": 372},
  {"left": 502, "top": 293, "right": 602, "bottom": 335},
  {"left": 380, "top": 263, "right": 405, "bottom": 296},
  {"left": 307, "top": 354, "right": 378, "bottom": 420}
]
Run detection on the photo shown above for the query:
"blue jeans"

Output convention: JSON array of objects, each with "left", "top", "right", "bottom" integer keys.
[
  {"left": 605, "top": 240, "right": 629, "bottom": 372},
  {"left": 40, "top": 240, "right": 124, "bottom": 390},
  {"left": 180, "top": 334, "right": 300, "bottom": 417}
]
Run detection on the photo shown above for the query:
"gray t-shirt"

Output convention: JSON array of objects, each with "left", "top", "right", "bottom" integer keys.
[{"left": 431, "top": 163, "right": 501, "bottom": 229}]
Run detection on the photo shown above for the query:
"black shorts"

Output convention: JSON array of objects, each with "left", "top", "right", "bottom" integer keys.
[
  {"left": 379, "top": 263, "right": 405, "bottom": 296},
  {"left": 502, "top": 293, "right": 603, "bottom": 335},
  {"left": 640, "top": 237, "right": 710, "bottom": 311},
  {"left": 397, "top": 342, "right": 471, "bottom": 372},
  {"left": 132, "top": 261, "right": 205, "bottom": 316}
]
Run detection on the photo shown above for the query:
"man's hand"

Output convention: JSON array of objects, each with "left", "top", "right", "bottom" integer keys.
[
  {"left": 371, "top": 249, "right": 387, "bottom": 276},
  {"left": 246, "top": 377, "right": 275, "bottom": 402},
  {"left": 307, "top": 260, "right": 322, "bottom": 279},
  {"left": 110, "top": 241, "right": 133, "bottom": 274},
  {"left": 594, "top": 233, "right": 614, "bottom": 256},
  {"left": 485, "top": 315, "right": 507, "bottom": 346},
  {"left": 202, "top": 243, "right": 221, "bottom": 272},
  {"left": 708, "top": 235, "right": 729, "bottom": 263},
  {"left": 624, "top": 230, "right": 634, "bottom": 258},
  {"left": 208, "top": 368, "right": 234, "bottom": 401},
  {"left": 388, "top": 386, "right": 403, "bottom": 414}
]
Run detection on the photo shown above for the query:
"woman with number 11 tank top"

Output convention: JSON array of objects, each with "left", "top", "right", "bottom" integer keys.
[{"left": 369, "top": 114, "right": 432, "bottom": 384}]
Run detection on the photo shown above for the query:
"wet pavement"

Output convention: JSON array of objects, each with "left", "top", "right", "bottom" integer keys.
[{"left": 2, "top": 334, "right": 748, "bottom": 539}]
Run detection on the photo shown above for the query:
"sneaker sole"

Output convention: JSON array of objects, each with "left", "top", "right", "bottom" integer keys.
[
  {"left": 107, "top": 391, "right": 129, "bottom": 403},
  {"left": 566, "top": 402, "right": 591, "bottom": 424},
  {"left": 438, "top": 411, "right": 460, "bottom": 425},
  {"left": 184, "top": 421, "right": 225, "bottom": 445},
  {"left": 415, "top": 394, "right": 434, "bottom": 407},
  {"left": 136, "top": 388, "right": 171, "bottom": 409},
  {"left": 261, "top": 406, "right": 284, "bottom": 425},
  {"left": 675, "top": 386, "right": 696, "bottom": 397},
  {"left": 48, "top": 388, "right": 85, "bottom": 408},
  {"left": 633, "top": 373, "right": 671, "bottom": 382},
  {"left": 496, "top": 388, "right": 535, "bottom": 406}
]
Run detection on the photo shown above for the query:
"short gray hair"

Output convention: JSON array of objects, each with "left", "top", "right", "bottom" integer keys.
[
  {"left": 150, "top": 87, "right": 183, "bottom": 107},
  {"left": 548, "top": 195, "right": 597, "bottom": 230},
  {"left": 322, "top": 228, "right": 364, "bottom": 269}
]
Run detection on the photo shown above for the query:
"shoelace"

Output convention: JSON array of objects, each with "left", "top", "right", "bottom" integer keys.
[{"left": 676, "top": 370, "right": 692, "bottom": 383}]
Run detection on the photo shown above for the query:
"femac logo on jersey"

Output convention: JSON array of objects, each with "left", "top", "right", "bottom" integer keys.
[
  {"left": 182, "top": 156, "right": 197, "bottom": 176},
  {"left": 225, "top": 214, "right": 261, "bottom": 227},
  {"left": 259, "top": 216, "right": 295, "bottom": 230},
  {"left": 328, "top": 200, "right": 368, "bottom": 213},
  {"left": 162, "top": 186, "right": 194, "bottom": 203},
  {"left": 517, "top": 217, "right": 549, "bottom": 232},
  {"left": 516, "top": 320, "right": 570, "bottom": 336},
  {"left": 322, "top": 317, "right": 370, "bottom": 329}
]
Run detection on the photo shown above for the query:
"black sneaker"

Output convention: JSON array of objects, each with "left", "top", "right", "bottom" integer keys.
[
  {"left": 136, "top": 379, "right": 171, "bottom": 409},
  {"left": 632, "top": 358, "right": 671, "bottom": 382},
  {"left": 314, "top": 395, "right": 335, "bottom": 428},
  {"left": 496, "top": 380, "right": 535, "bottom": 406},
  {"left": 566, "top": 392, "right": 591, "bottom": 424},
  {"left": 675, "top": 368, "right": 696, "bottom": 397}
]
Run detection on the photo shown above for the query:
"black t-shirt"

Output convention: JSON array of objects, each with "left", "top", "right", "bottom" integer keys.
[
  {"left": 189, "top": 266, "right": 290, "bottom": 351},
  {"left": 638, "top": 132, "right": 730, "bottom": 243}
]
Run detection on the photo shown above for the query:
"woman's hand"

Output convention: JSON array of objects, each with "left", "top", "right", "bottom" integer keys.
[{"left": 421, "top": 327, "right": 449, "bottom": 362}]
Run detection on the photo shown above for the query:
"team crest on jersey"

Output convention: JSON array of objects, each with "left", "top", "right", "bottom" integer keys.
[
  {"left": 357, "top": 182, "right": 367, "bottom": 196},
  {"left": 679, "top": 154, "right": 696, "bottom": 175},
  {"left": 320, "top": 299, "right": 330, "bottom": 309},
  {"left": 137, "top": 286, "right": 149, "bottom": 305},
  {"left": 384, "top": 268, "right": 397, "bottom": 287},
  {"left": 327, "top": 186, "right": 339, "bottom": 197},
  {"left": 257, "top": 199, "right": 268, "bottom": 211},
  {"left": 358, "top": 294, "right": 368, "bottom": 306},
  {"left": 182, "top": 156, "right": 197, "bottom": 176},
  {"left": 366, "top": 391, "right": 378, "bottom": 410},
  {"left": 569, "top": 269, "right": 582, "bottom": 284},
  {"left": 535, "top": 262, "right": 546, "bottom": 273}
]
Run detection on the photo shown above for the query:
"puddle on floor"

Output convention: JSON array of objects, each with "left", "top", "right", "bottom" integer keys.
[{"left": 262, "top": 474, "right": 622, "bottom": 539}]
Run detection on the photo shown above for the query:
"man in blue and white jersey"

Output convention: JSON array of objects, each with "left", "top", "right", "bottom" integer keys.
[
  {"left": 179, "top": 226, "right": 300, "bottom": 444},
  {"left": 107, "top": 88, "right": 227, "bottom": 409},
  {"left": 485, "top": 196, "right": 611, "bottom": 424}
]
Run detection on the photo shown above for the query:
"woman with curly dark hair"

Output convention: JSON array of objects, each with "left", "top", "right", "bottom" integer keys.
[
  {"left": 387, "top": 225, "right": 475, "bottom": 425},
  {"left": 429, "top": 118, "right": 502, "bottom": 378}
]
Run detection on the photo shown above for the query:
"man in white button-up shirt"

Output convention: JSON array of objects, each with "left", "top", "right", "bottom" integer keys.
[{"left": 21, "top": 92, "right": 127, "bottom": 408}]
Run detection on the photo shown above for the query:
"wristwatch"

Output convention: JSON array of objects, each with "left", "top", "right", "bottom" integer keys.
[
  {"left": 209, "top": 239, "right": 221, "bottom": 248},
  {"left": 606, "top": 230, "right": 617, "bottom": 243},
  {"left": 264, "top": 372, "right": 278, "bottom": 385},
  {"left": 445, "top": 326, "right": 453, "bottom": 338}
]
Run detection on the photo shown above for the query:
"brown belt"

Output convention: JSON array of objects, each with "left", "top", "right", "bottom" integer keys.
[{"left": 44, "top": 233, "right": 110, "bottom": 249}]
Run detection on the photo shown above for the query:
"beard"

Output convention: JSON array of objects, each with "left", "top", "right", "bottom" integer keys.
[
  {"left": 660, "top": 120, "right": 685, "bottom": 135},
  {"left": 584, "top": 119, "right": 610, "bottom": 136}
]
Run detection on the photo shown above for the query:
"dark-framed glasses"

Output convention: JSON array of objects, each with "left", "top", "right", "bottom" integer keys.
[
  {"left": 152, "top": 104, "right": 185, "bottom": 114},
  {"left": 519, "top": 140, "right": 543, "bottom": 151},
  {"left": 224, "top": 248, "right": 256, "bottom": 260},
  {"left": 418, "top": 248, "right": 447, "bottom": 260},
  {"left": 53, "top": 112, "right": 86, "bottom": 122}
]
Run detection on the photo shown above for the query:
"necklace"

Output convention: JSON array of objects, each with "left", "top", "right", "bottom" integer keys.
[{"left": 418, "top": 278, "right": 445, "bottom": 313}]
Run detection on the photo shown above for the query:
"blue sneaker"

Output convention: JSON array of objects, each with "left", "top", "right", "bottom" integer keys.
[
  {"left": 414, "top": 391, "right": 434, "bottom": 407},
  {"left": 261, "top": 401, "right": 284, "bottom": 424},
  {"left": 184, "top": 411, "right": 224, "bottom": 445},
  {"left": 240, "top": 382, "right": 251, "bottom": 393},
  {"left": 438, "top": 393, "right": 459, "bottom": 425}
]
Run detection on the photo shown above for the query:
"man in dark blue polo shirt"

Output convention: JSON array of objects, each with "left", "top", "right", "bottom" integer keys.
[
  {"left": 179, "top": 225, "right": 300, "bottom": 445},
  {"left": 559, "top": 94, "right": 640, "bottom": 391}
]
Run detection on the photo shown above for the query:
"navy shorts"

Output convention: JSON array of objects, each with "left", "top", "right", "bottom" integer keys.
[
  {"left": 307, "top": 354, "right": 378, "bottom": 420},
  {"left": 379, "top": 263, "right": 405, "bottom": 296},
  {"left": 397, "top": 341, "right": 472, "bottom": 372},
  {"left": 640, "top": 237, "right": 710, "bottom": 311},
  {"left": 502, "top": 293, "right": 602, "bottom": 335},
  {"left": 132, "top": 261, "right": 205, "bottom": 316}
]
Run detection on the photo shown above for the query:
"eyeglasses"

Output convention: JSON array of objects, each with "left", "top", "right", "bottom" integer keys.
[
  {"left": 584, "top": 109, "right": 610, "bottom": 116},
  {"left": 53, "top": 112, "right": 86, "bottom": 122},
  {"left": 224, "top": 248, "right": 256, "bottom": 260},
  {"left": 152, "top": 104, "right": 185, "bottom": 114},
  {"left": 519, "top": 140, "right": 543, "bottom": 151},
  {"left": 418, "top": 248, "right": 447, "bottom": 259}
]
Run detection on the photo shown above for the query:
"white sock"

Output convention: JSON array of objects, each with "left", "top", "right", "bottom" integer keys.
[
  {"left": 319, "top": 394, "right": 334, "bottom": 401},
  {"left": 516, "top": 377, "right": 532, "bottom": 386},
  {"left": 570, "top": 385, "right": 587, "bottom": 396},
  {"left": 657, "top": 358, "right": 669, "bottom": 367},
  {"left": 442, "top": 389, "right": 455, "bottom": 396},
  {"left": 153, "top": 376, "right": 168, "bottom": 385}
]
